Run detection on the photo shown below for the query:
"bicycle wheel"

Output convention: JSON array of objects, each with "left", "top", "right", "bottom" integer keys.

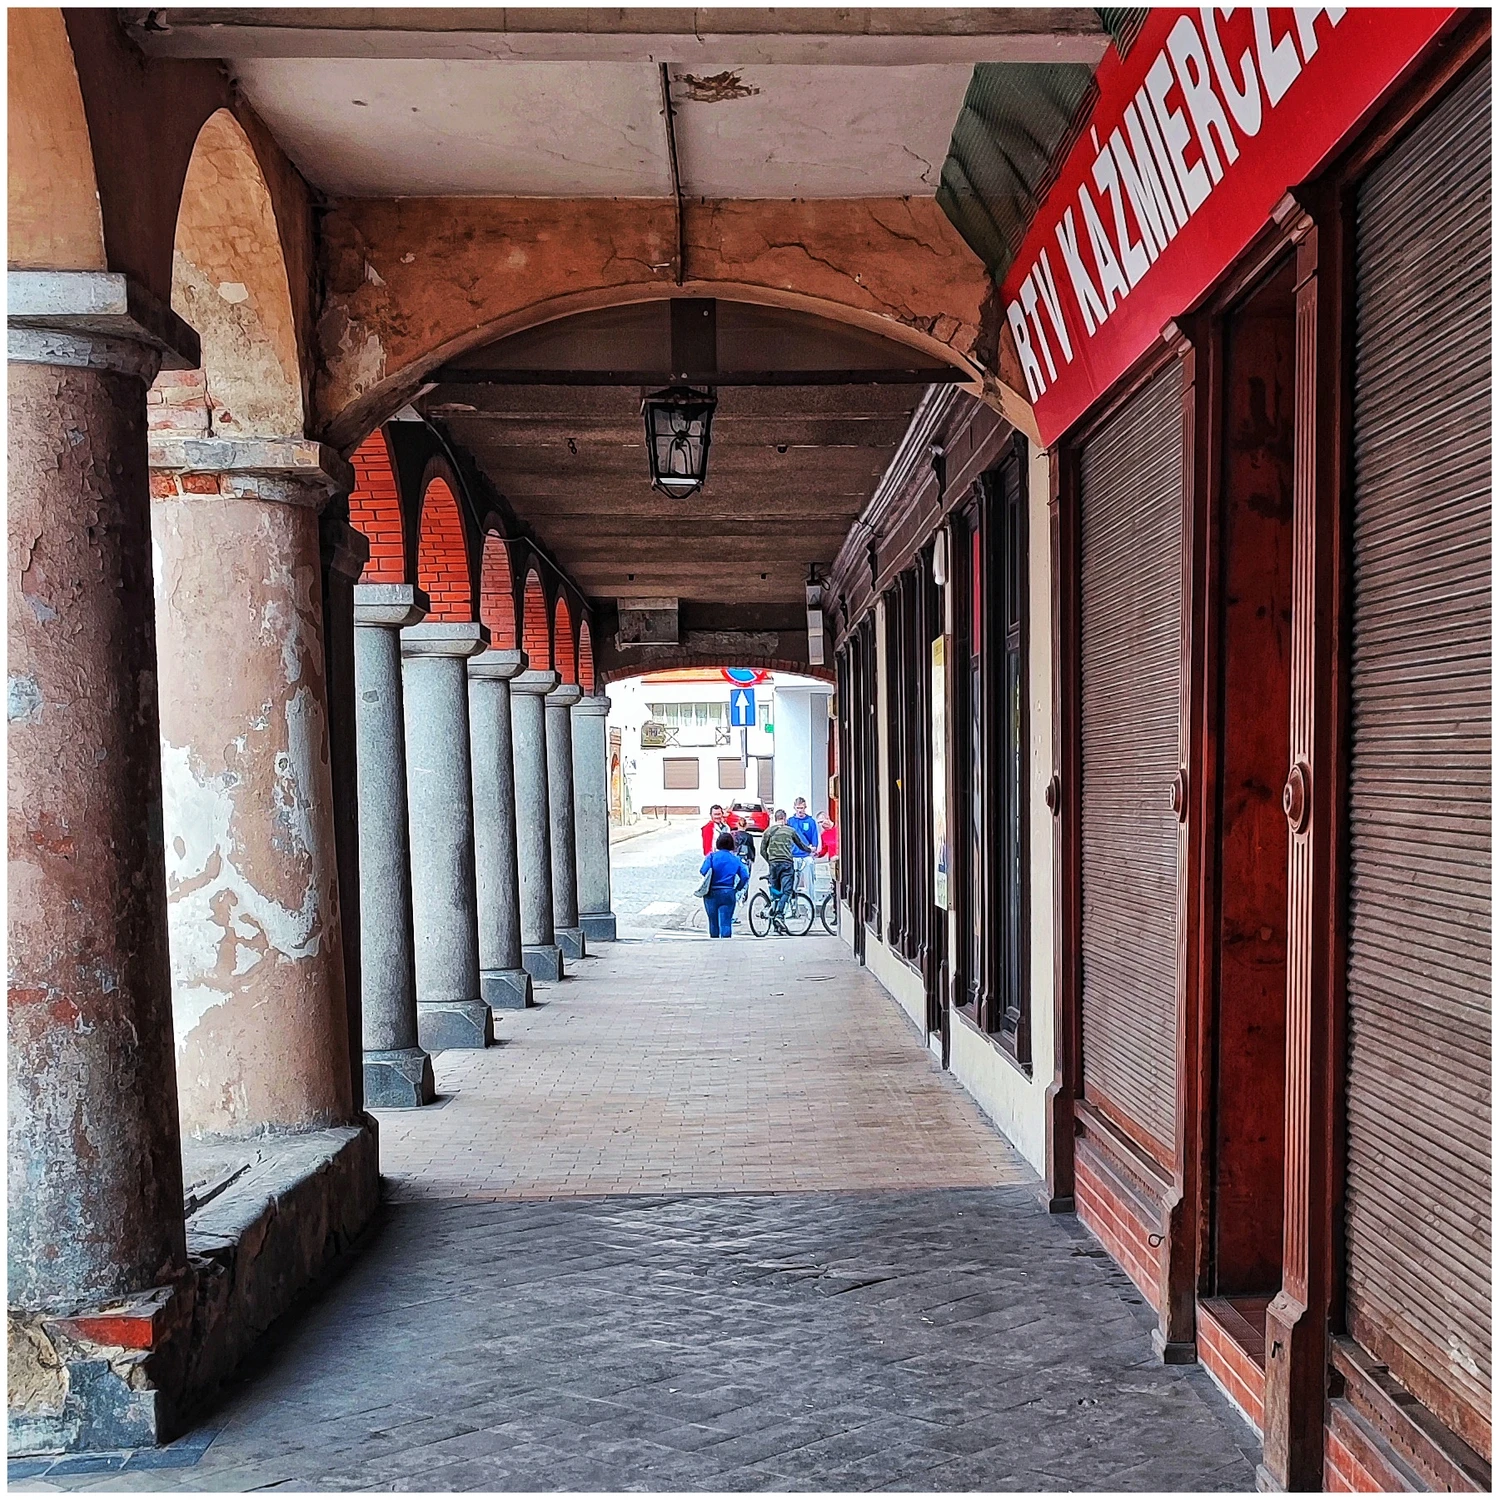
[
  {"left": 819, "top": 893, "right": 839, "bottom": 934},
  {"left": 747, "top": 890, "right": 772, "bottom": 937},
  {"left": 781, "top": 892, "right": 815, "bottom": 937}
]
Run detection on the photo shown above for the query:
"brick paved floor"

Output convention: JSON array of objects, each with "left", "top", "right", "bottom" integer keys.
[{"left": 14, "top": 932, "right": 1259, "bottom": 1492}]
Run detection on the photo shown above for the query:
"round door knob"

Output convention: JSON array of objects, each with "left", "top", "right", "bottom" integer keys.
[
  {"left": 1283, "top": 761, "right": 1310, "bottom": 834},
  {"left": 1169, "top": 770, "right": 1188, "bottom": 823}
]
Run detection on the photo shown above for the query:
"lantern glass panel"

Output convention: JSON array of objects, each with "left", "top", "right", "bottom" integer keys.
[{"left": 642, "top": 386, "right": 715, "bottom": 498}]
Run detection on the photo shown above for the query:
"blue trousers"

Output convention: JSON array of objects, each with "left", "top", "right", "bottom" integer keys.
[{"left": 704, "top": 891, "right": 736, "bottom": 937}]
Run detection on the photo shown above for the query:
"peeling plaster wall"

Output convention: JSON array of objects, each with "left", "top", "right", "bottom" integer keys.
[
  {"left": 8, "top": 362, "right": 187, "bottom": 1308},
  {"left": 315, "top": 196, "right": 993, "bottom": 445},
  {"left": 171, "top": 111, "right": 304, "bottom": 439},
  {"left": 151, "top": 488, "right": 352, "bottom": 1139}
]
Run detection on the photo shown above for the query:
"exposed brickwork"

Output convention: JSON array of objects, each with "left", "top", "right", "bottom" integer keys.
[
  {"left": 478, "top": 532, "right": 516, "bottom": 649},
  {"left": 146, "top": 368, "right": 210, "bottom": 434},
  {"left": 1076, "top": 1152, "right": 1163, "bottom": 1313},
  {"left": 416, "top": 477, "right": 472, "bottom": 620},
  {"left": 579, "top": 620, "right": 595, "bottom": 693},
  {"left": 522, "top": 570, "right": 550, "bottom": 669},
  {"left": 348, "top": 429, "right": 406, "bottom": 584},
  {"left": 1197, "top": 1304, "right": 1265, "bottom": 1437},
  {"left": 554, "top": 595, "right": 576, "bottom": 683}
]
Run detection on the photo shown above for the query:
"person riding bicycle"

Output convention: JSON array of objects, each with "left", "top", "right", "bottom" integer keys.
[{"left": 761, "top": 809, "right": 814, "bottom": 916}]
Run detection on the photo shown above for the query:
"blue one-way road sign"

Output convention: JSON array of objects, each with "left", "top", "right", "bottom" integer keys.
[{"left": 729, "top": 687, "right": 756, "bottom": 727}]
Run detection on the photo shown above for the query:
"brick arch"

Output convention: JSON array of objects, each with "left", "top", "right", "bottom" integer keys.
[
  {"left": 478, "top": 532, "right": 516, "bottom": 649},
  {"left": 522, "top": 571, "right": 550, "bottom": 670},
  {"left": 348, "top": 428, "right": 405, "bottom": 583},
  {"left": 598, "top": 655, "right": 835, "bottom": 688},
  {"left": 554, "top": 596, "right": 577, "bottom": 685},
  {"left": 578, "top": 621, "right": 596, "bottom": 695},
  {"left": 417, "top": 476, "right": 472, "bottom": 621}
]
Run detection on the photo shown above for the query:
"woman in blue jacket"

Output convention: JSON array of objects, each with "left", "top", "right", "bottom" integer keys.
[{"left": 700, "top": 831, "right": 750, "bottom": 938}]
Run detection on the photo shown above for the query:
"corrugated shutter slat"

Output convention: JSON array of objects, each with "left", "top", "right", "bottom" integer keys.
[
  {"left": 1078, "top": 363, "right": 1184, "bottom": 1157},
  {"left": 1345, "top": 61, "right": 1491, "bottom": 1451}
]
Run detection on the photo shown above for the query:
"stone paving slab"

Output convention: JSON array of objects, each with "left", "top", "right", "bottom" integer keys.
[
  {"left": 16, "top": 1188, "right": 1258, "bottom": 1493},
  {"left": 14, "top": 931, "right": 1260, "bottom": 1492},
  {"left": 371, "top": 935, "right": 1028, "bottom": 1200}
]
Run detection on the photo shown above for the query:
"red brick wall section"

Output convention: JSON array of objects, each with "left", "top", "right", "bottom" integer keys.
[
  {"left": 347, "top": 429, "right": 406, "bottom": 584},
  {"left": 479, "top": 532, "right": 516, "bottom": 648},
  {"left": 522, "top": 571, "right": 550, "bottom": 669},
  {"left": 579, "top": 621, "right": 595, "bottom": 693},
  {"left": 416, "top": 477, "right": 472, "bottom": 620},
  {"left": 1195, "top": 1306, "right": 1265, "bottom": 1436},
  {"left": 1075, "top": 1153, "right": 1164, "bottom": 1313},
  {"left": 554, "top": 596, "right": 576, "bottom": 684},
  {"left": 1324, "top": 1400, "right": 1422, "bottom": 1492}
]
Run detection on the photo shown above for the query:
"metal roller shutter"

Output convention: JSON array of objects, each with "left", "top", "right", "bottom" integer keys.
[
  {"left": 1345, "top": 61, "right": 1491, "bottom": 1451},
  {"left": 1078, "top": 362, "right": 1184, "bottom": 1158}
]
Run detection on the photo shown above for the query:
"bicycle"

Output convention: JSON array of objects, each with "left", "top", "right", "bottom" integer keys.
[
  {"left": 747, "top": 871, "right": 814, "bottom": 937},
  {"left": 811, "top": 856, "right": 839, "bottom": 934},
  {"left": 818, "top": 891, "right": 840, "bottom": 934}
]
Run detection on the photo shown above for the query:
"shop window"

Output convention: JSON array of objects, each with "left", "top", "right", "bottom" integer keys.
[{"left": 662, "top": 758, "right": 700, "bottom": 790}]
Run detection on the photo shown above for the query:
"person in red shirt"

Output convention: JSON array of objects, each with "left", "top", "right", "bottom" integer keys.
[
  {"left": 701, "top": 804, "right": 731, "bottom": 856},
  {"left": 816, "top": 812, "right": 838, "bottom": 859}
]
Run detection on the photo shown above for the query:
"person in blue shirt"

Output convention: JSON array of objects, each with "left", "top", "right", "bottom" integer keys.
[
  {"left": 700, "top": 831, "right": 750, "bottom": 938},
  {"left": 788, "top": 797, "right": 820, "bottom": 894}
]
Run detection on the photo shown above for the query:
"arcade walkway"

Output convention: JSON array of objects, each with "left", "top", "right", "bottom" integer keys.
[{"left": 14, "top": 937, "right": 1258, "bottom": 1493}]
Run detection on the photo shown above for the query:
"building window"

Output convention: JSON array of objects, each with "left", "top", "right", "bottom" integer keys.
[
  {"left": 662, "top": 757, "right": 700, "bottom": 790},
  {"left": 717, "top": 757, "right": 746, "bottom": 791},
  {"left": 648, "top": 702, "right": 726, "bottom": 728}
]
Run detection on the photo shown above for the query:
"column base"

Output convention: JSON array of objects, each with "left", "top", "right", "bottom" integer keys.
[
  {"left": 481, "top": 968, "right": 534, "bottom": 1008},
  {"left": 579, "top": 911, "right": 617, "bottom": 942},
  {"left": 522, "top": 944, "right": 565, "bottom": 983},
  {"left": 556, "top": 926, "right": 588, "bottom": 960},
  {"left": 363, "top": 1047, "right": 437, "bottom": 1107},
  {"left": 416, "top": 1000, "right": 494, "bottom": 1052},
  {"left": 8, "top": 1284, "right": 187, "bottom": 1455}
]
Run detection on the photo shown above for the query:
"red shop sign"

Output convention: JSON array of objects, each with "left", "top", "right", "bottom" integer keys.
[{"left": 1002, "top": 7, "right": 1454, "bottom": 447}]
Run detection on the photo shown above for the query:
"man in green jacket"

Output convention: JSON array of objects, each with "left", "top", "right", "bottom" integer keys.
[{"left": 761, "top": 809, "right": 815, "bottom": 914}]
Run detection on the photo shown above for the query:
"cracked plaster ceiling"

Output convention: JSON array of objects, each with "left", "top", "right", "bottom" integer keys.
[{"left": 227, "top": 57, "right": 975, "bottom": 198}]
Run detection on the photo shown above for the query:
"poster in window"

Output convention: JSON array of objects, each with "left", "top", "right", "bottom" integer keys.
[{"left": 932, "top": 634, "right": 950, "bottom": 910}]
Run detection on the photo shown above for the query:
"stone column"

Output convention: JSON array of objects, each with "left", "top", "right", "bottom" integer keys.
[
  {"left": 149, "top": 435, "right": 355, "bottom": 1141},
  {"left": 402, "top": 621, "right": 493, "bottom": 1048},
  {"left": 546, "top": 682, "right": 588, "bottom": 960},
  {"left": 354, "top": 585, "right": 435, "bottom": 1106},
  {"left": 572, "top": 694, "right": 618, "bottom": 942},
  {"left": 510, "top": 669, "right": 564, "bottom": 982},
  {"left": 468, "top": 648, "right": 534, "bottom": 1009},
  {"left": 321, "top": 515, "right": 370, "bottom": 1112},
  {"left": 8, "top": 272, "right": 197, "bottom": 1449}
]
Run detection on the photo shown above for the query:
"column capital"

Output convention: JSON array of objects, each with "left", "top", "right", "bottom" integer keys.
[
  {"left": 355, "top": 584, "right": 429, "bottom": 630},
  {"left": 401, "top": 620, "right": 489, "bottom": 659},
  {"left": 572, "top": 694, "right": 613, "bottom": 717},
  {"left": 511, "top": 668, "right": 561, "bottom": 697},
  {"left": 8, "top": 270, "right": 200, "bottom": 379},
  {"left": 468, "top": 648, "right": 529, "bottom": 682},
  {"left": 547, "top": 682, "right": 584, "bottom": 708},
  {"left": 149, "top": 436, "right": 354, "bottom": 511}
]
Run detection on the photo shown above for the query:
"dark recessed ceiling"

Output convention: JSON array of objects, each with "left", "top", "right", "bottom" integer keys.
[{"left": 420, "top": 299, "right": 940, "bottom": 613}]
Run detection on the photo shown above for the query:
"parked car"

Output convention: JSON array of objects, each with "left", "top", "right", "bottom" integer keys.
[{"left": 728, "top": 800, "right": 771, "bottom": 832}]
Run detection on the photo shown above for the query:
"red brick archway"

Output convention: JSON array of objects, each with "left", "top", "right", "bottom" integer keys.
[
  {"left": 554, "top": 597, "right": 576, "bottom": 685},
  {"left": 578, "top": 621, "right": 595, "bottom": 695},
  {"left": 348, "top": 428, "right": 405, "bottom": 583},
  {"left": 479, "top": 532, "right": 516, "bottom": 649},
  {"left": 416, "top": 476, "right": 471, "bottom": 621},
  {"left": 522, "top": 571, "right": 550, "bottom": 670}
]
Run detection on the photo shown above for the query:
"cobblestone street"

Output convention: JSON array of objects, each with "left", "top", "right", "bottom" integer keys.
[{"left": 16, "top": 927, "right": 1258, "bottom": 1492}]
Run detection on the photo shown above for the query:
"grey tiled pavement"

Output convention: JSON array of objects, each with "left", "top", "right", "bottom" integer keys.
[{"left": 16, "top": 909, "right": 1260, "bottom": 1492}]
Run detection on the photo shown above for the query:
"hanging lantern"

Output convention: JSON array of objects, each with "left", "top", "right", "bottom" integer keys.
[{"left": 642, "top": 385, "right": 716, "bottom": 498}]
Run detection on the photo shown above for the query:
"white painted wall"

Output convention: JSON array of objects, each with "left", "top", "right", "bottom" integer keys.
[
  {"left": 770, "top": 684, "right": 833, "bottom": 815},
  {"left": 848, "top": 445, "right": 1058, "bottom": 1181}
]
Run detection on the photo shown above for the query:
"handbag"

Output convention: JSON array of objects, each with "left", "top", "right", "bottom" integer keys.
[{"left": 694, "top": 870, "right": 713, "bottom": 898}]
